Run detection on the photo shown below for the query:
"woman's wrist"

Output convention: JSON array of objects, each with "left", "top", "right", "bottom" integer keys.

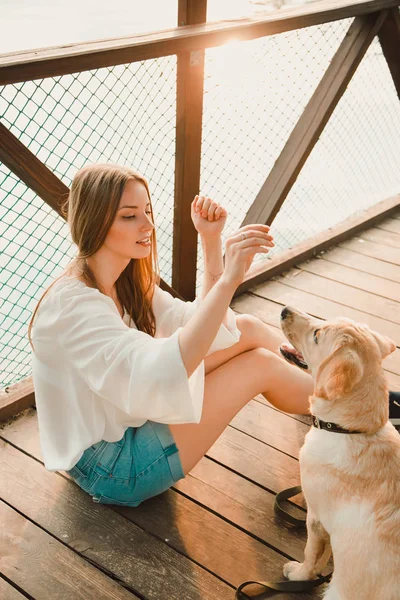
[
  {"left": 202, "top": 236, "right": 224, "bottom": 280},
  {"left": 217, "top": 274, "right": 237, "bottom": 295},
  {"left": 200, "top": 233, "right": 222, "bottom": 246}
]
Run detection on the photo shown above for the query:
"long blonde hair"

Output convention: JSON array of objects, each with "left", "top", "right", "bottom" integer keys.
[{"left": 28, "top": 163, "right": 160, "bottom": 352}]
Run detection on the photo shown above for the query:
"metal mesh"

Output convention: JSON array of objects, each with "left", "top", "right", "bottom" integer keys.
[
  {"left": 197, "top": 18, "right": 352, "bottom": 290},
  {"left": 2, "top": 18, "right": 400, "bottom": 388},
  {"left": 196, "top": 18, "right": 399, "bottom": 290},
  {"left": 272, "top": 36, "right": 400, "bottom": 251},
  {"left": 1, "top": 164, "right": 73, "bottom": 388},
  {"left": 1, "top": 57, "right": 177, "bottom": 389}
]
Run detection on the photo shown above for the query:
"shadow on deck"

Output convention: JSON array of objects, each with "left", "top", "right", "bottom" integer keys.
[{"left": 1, "top": 209, "right": 399, "bottom": 600}]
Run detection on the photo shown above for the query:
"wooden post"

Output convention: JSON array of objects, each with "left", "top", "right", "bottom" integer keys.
[
  {"left": 172, "top": 0, "right": 207, "bottom": 300},
  {"left": 240, "top": 10, "right": 389, "bottom": 228},
  {"left": 378, "top": 7, "right": 400, "bottom": 99}
]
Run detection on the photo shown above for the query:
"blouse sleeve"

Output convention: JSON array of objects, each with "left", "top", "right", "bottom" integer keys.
[
  {"left": 53, "top": 282, "right": 204, "bottom": 424},
  {"left": 152, "top": 285, "right": 242, "bottom": 354}
]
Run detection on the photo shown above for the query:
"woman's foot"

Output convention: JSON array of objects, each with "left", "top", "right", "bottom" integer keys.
[{"left": 389, "top": 391, "right": 400, "bottom": 429}]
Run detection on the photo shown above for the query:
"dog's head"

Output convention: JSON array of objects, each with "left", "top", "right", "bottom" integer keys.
[{"left": 280, "top": 306, "right": 396, "bottom": 431}]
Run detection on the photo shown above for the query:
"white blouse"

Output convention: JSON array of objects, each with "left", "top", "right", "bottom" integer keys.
[{"left": 31, "top": 276, "right": 241, "bottom": 471}]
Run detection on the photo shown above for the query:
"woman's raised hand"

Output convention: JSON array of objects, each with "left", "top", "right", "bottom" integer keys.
[
  {"left": 222, "top": 225, "right": 274, "bottom": 288},
  {"left": 191, "top": 194, "right": 228, "bottom": 238}
]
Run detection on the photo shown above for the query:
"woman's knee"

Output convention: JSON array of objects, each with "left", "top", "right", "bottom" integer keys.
[
  {"left": 235, "top": 313, "right": 265, "bottom": 349},
  {"left": 239, "top": 346, "right": 279, "bottom": 368}
]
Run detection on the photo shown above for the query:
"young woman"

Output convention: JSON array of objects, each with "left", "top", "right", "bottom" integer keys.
[{"left": 28, "top": 163, "right": 399, "bottom": 507}]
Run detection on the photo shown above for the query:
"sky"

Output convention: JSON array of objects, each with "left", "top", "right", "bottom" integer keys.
[{"left": 0, "top": 0, "right": 316, "bottom": 54}]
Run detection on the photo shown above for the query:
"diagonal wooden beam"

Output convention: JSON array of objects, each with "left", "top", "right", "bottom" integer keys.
[
  {"left": 0, "top": 121, "right": 68, "bottom": 216},
  {"left": 378, "top": 7, "right": 400, "bottom": 99},
  {"left": 241, "top": 10, "right": 389, "bottom": 228}
]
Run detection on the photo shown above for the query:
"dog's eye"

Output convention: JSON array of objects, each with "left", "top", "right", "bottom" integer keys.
[{"left": 313, "top": 329, "right": 320, "bottom": 344}]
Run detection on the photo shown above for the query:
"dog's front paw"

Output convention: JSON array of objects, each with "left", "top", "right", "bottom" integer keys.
[{"left": 283, "top": 561, "right": 313, "bottom": 581}]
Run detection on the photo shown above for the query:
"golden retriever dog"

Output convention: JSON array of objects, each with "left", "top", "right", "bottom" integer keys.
[{"left": 279, "top": 306, "right": 400, "bottom": 600}]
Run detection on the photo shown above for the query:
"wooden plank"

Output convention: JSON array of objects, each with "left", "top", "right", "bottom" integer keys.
[
  {"left": 0, "top": 429, "right": 317, "bottom": 597},
  {"left": 340, "top": 236, "right": 400, "bottom": 264},
  {"left": 297, "top": 257, "right": 400, "bottom": 303},
  {"left": 230, "top": 399, "right": 309, "bottom": 458},
  {"left": 172, "top": 1, "right": 207, "bottom": 300},
  {"left": 256, "top": 394, "right": 315, "bottom": 425},
  {"left": 1, "top": 409, "right": 308, "bottom": 560},
  {"left": 356, "top": 226, "right": 400, "bottom": 248},
  {"left": 0, "top": 500, "right": 140, "bottom": 600},
  {"left": 0, "top": 578, "right": 27, "bottom": 600},
  {"left": 276, "top": 268, "right": 400, "bottom": 323},
  {"left": 240, "top": 11, "right": 388, "bottom": 228},
  {"left": 377, "top": 217, "right": 400, "bottom": 234},
  {"left": 1, "top": 1, "right": 399, "bottom": 85},
  {"left": 383, "top": 371, "right": 400, "bottom": 389},
  {"left": 234, "top": 196, "right": 400, "bottom": 298},
  {"left": 0, "top": 376, "right": 35, "bottom": 422},
  {"left": 175, "top": 456, "right": 309, "bottom": 555},
  {"left": 231, "top": 290, "right": 400, "bottom": 377},
  {"left": 0, "top": 438, "right": 233, "bottom": 600},
  {"left": 378, "top": 7, "right": 400, "bottom": 99},
  {"left": 252, "top": 279, "right": 400, "bottom": 343},
  {"left": 317, "top": 245, "right": 400, "bottom": 284},
  {"left": 0, "top": 122, "right": 68, "bottom": 217},
  {"left": 1, "top": 407, "right": 305, "bottom": 504},
  {"left": 206, "top": 425, "right": 301, "bottom": 490}
]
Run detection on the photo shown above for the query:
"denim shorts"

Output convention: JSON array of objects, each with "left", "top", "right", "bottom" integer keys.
[{"left": 66, "top": 421, "right": 185, "bottom": 507}]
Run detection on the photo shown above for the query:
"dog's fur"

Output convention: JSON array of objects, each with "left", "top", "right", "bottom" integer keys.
[{"left": 280, "top": 307, "right": 400, "bottom": 600}]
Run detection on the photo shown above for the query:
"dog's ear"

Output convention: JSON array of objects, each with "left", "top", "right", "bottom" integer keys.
[
  {"left": 315, "top": 344, "right": 364, "bottom": 400},
  {"left": 369, "top": 329, "right": 396, "bottom": 359}
]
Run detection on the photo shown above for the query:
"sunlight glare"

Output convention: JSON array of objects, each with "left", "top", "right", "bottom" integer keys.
[{"left": 208, "top": 38, "right": 266, "bottom": 90}]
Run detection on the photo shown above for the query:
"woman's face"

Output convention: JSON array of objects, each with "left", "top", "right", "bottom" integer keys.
[{"left": 104, "top": 178, "right": 155, "bottom": 260}]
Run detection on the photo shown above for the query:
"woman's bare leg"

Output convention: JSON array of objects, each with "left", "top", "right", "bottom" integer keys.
[
  {"left": 170, "top": 346, "right": 313, "bottom": 475},
  {"left": 205, "top": 313, "right": 313, "bottom": 411}
]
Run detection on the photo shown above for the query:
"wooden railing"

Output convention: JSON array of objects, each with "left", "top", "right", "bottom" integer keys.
[{"left": 1, "top": 0, "right": 400, "bottom": 420}]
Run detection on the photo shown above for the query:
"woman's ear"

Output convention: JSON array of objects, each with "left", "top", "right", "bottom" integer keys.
[{"left": 315, "top": 346, "right": 364, "bottom": 400}]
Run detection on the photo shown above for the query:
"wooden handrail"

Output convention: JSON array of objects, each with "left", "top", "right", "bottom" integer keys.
[{"left": 0, "top": 0, "right": 398, "bottom": 85}]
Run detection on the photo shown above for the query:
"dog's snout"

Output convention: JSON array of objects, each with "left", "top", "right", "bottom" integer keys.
[{"left": 281, "top": 307, "right": 291, "bottom": 321}]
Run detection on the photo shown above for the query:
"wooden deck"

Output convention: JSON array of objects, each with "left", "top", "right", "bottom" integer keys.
[{"left": 1, "top": 209, "right": 399, "bottom": 600}]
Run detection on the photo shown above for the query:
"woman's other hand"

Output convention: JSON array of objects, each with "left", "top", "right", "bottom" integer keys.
[
  {"left": 191, "top": 194, "right": 227, "bottom": 239},
  {"left": 222, "top": 225, "right": 274, "bottom": 288}
]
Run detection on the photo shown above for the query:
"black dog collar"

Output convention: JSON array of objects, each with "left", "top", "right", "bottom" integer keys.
[{"left": 312, "top": 415, "right": 363, "bottom": 434}]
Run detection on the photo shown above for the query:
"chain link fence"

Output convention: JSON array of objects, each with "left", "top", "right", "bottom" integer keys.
[
  {"left": 197, "top": 18, "right": 400, "bottom": 291},
  {"left": 1, "top": 57, "right": 177, "bottom": 388},
  {"left": 1, "top": 16, "right": 399, "bottom": 388}
]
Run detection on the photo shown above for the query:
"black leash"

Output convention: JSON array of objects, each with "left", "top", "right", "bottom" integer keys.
[{"left": 234, "top": 485, "right": 332, "bottom": 598}]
